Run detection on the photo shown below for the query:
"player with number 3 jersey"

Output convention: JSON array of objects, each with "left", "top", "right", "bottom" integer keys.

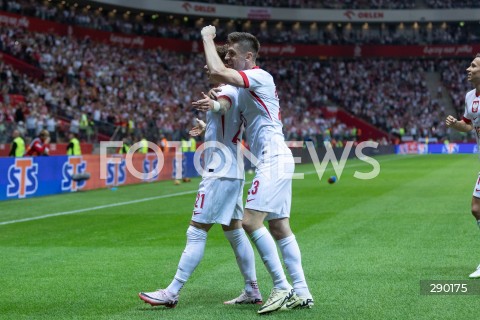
[{"left": 201, "top": 26, "right": 313, "bottom": 314}]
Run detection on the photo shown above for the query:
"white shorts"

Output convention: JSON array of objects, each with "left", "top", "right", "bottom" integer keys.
[
  {"left": 472, "top": 172, "right": 480, "bottom": 198},
  {"left": 245, "top": 154, "right": 294, "bottom": 220},
  {"left": 191, "top": 177, "right": 244, "bottom": 225}
]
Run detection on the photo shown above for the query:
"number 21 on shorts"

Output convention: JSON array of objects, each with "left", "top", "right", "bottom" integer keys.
[{"left": 195, "top": 192, "right": 205, "bottom": 209}]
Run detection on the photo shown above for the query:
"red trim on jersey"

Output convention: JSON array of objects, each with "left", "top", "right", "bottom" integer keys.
[
  {"left": 232, "top": 121, "right": 243, "bottom": 145},
  {"left": 463, "top": 116, "right": 472, "bottom": 124},
  {"left": 238, "top": 71, "right": 249, "bottom": 88},
  {"left": 217, "top": 95, "right": 232, "bottom": 106},
  {"left": 252, "top": 66, "right": 260, "bottom": 69},
  {"left": 250, "top": 91, "right": 273, "bottom": 120},
  {"left": 221, "top": 115, "right": 225, "bottom": 138}
]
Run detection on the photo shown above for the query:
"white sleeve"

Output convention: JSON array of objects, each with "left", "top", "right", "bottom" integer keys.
[
  {"left": 217, "top": 85, "right": 238, "bottom": 107},
  {"left": 237, "top": 69, "right": 272, "bottom": 90},
  {"left": 463, "top": 97, "right": 471, "bottom": 121}
]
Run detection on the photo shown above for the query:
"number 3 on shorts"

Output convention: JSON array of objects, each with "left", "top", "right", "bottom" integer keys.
[{"left": 248, "top": 180, "right": 260, "bottom": 195}]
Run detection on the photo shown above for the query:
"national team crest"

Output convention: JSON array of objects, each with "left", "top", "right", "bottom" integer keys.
[
  {"left": 472, "top": 100, "right": 479, "bottom": 113},
  {"left": 7, "top": 158, "right": 38, "bottom": 198}
]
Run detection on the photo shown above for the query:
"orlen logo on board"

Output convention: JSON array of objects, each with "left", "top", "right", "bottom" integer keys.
[
  {"left": 7, "top": 158, "right": 38, "bottom": 198},
  {"left": 62, "top": 156, "right": 87, "bottom": 191},
  {"left": 344, "top": 10, "right": 384, "bottom": 20},
  {"left": 182, "top": 2, "right": 216, "bottom": 13},
  {"left": 106, "top": 158, "right": 126, "bottom": 186}
]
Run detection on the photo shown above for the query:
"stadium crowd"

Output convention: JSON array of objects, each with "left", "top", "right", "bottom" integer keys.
[
  {"left": 1, "top": 0, "right": 476, "bottom": 147},
  {"left": 1, "top": 20, "right": 455, "bottom": 147},
  {"left": 425, "top": 0, "right": 480, "bottom": 8},
  {"left": 186, "top": 0, "right": 478, "bottom": 8},
  {"left": 0, "top": 0, "right": 478, "bottom": 45},
  {"left": 7, "top": 0, "right": 472, "bottom": 10},
  {"left": 0, "top": 33, "right": 205, "bottom": 145},
  {"left": 439, "top": 58, "right": 472, "bottom": 113},
  {"left": 268, "top": 57, "right": 451, "bottom": 141}
]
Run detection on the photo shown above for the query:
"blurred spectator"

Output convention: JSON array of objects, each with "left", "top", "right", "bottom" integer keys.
[
  {"left": 25, "top": 129, "right": 50, "bottom": 156},
  {"left": 66, "top": 132, "right": 81, "bottom": 155},
  {"left": 45, "top": 113, "right": 57, "bottom": 142},
  {"left": 9, "top": 128, "right": 25, "bottom": 157}
]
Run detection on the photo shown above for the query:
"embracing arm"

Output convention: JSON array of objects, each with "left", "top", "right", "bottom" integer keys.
[
  {"left": 192, "top": 92, "right": 232, "bottom": 113},
  {"left": 189, "top": 118, "right": 207, "bottom": 137}
]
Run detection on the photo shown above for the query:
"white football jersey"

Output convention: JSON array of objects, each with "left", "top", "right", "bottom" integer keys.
[
  {"left": 237, "top": 67, "right": 291, "bottom": 160},
  {"left": 462, "top": 89, "right": 480, "bottom": 150},
  {"left": 203, "top": 84, "right": 244, "bottom": 179}
]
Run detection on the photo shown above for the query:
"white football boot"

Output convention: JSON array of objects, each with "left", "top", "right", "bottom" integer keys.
[
  {"left": 257, "top": 287, "right": 298, "bottom": 314},
  {"left": 224, "top": 290, "right": 263, "bottom": 305},
  {"left": 138, "top": 289, "right": 178, "bottom": 308},
  {"left": 469, "top": 264, "right": 480, "bottom": 279}
]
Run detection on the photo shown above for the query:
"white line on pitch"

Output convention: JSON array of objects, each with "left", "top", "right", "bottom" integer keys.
[{"left": 0, "top": 190, "right": 197, "bottom": 226}]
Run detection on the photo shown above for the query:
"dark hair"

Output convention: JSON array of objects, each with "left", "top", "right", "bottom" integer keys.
[
  {"left": 215, "top": 44, "right": 228, "bottom": 63},
  {"left": 227, "top": 32, "right": 260, "bottom": 60}
]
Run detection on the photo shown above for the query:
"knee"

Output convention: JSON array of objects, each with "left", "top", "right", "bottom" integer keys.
[
  {"left": 222, "top": 219, "right": 242, "bottom": 231},
  {"left": 472, "top": 203, "right": 480, "bottom": 220},
  {"left": 269, "top": 226, "right": 284, "bottom": 240},
  {"left": 190, "top": 221, "right": 212, "bottom": 232},
  {"left": 268, "top": 219, "right": 292, "bottom": 241},
  {"left": 242, "top": 209, "right": 269, "bottom": 235},
  {"left": 242, "top": 219, "right": 256, "bottom": 235},
  {"left": 241, "top": 210, "right": 261, "bottom": 235}
]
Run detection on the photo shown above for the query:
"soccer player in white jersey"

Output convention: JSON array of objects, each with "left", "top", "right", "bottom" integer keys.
[
  {"left": 139, "top": 46, "right": 262, "bottom": 308},
  {"left": 201, "top": 25, "right": 313, "bottom": 314},
  {"left": 445, "top": 53, "right": 480, "bottom": 279}
]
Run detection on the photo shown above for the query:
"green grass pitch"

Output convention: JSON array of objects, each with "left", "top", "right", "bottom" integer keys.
[{"left": 1, "top": 154, "right": 479, "bottom": 320}]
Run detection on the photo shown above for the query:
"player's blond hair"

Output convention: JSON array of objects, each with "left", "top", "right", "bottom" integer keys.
[{"left": 39, "top": 129, "right": 49, "bottom": 137}]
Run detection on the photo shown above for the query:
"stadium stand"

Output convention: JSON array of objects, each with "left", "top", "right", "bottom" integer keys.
[
  {"left": 170, "top": 0, "right": 417, "bottom": 9},
  {"left": 0, "top": 0, "right": 478, "bottom": 45},
  {"left": 0, "top": 0, "right": 479, "bottom": 148}
]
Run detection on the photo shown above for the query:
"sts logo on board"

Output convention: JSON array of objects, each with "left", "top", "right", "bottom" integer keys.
[
  {"left": 442, "top": 143, "right": 459, "bottom": 154},
  {"left": 143, "top": 154, "right": 159, "bottom": 181},
  {"left": 7, "top": 158, "right": 38, "bottom": 199},
  {"left": 62, "top": 156, "right": 87, "bottom": 191},
  {"left": 106, "top": 157, "right": 126, "bottom": 186}
]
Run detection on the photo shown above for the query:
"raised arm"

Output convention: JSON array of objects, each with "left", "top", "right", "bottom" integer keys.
[{"left": 201, "top": 25, "right": 244, "bottom": 87}]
